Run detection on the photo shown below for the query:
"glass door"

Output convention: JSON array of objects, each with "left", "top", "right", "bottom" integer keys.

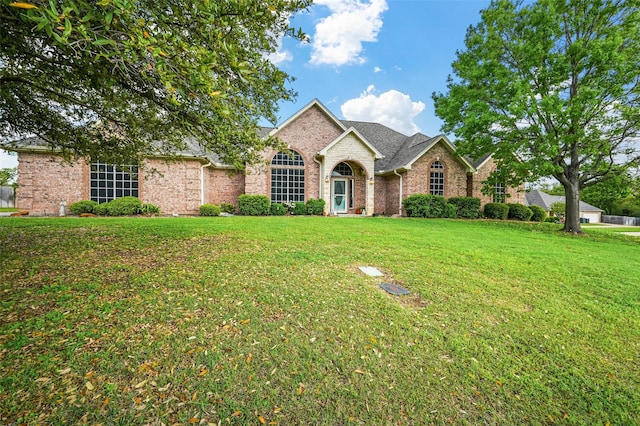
[{"left": 332, "top": 179, "right": 347, "bottom": 213}]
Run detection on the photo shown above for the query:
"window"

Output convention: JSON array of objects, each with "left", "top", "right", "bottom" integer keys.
[
  {"left": 90, "top": 162, "right": 138, "bottom": 204},
  {"left": 271, "top": 150, "right": 305, "bottom": 203},
  {"left": 429, "top": 161, "right": 444, "bottom": 196},
  {"left": 493, "top": 169, "right": 506, "bottom": 203}
]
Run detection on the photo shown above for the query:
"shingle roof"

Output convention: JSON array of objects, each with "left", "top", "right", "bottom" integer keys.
[
  {"left": 341, "top": 120, "right": 409, "bottom": 171},
  {"left": 525, "top": 189, "right": 602, "bottom": 212}
]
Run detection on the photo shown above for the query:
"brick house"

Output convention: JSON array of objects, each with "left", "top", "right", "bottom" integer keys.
[{"left": 11, "top": 99, "right": 524, "bottom": 216}]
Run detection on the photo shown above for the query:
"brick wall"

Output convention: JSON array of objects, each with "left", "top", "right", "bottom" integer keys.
[
  {"left": 207, "top": 168, "right": 245, "bottom": 209},
  {"left": 246, "top": 105, "right": 345, "bottom": 201},
  {"left": 16, "top": 153, "right": 88, "bottom": 215},
  {"left": 142, "top": 158, "right": 202, "bottom": 215},
  {"left": 404, "top": 143, "right": 468, "bottom": 199},
  {"left": 472, "top": 156, "right": 526, "bottom": 205}
]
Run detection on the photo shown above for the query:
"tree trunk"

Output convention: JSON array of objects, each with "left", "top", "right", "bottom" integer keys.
[{"left": 563, "top": 180, "right": 583, "bottom": 233}]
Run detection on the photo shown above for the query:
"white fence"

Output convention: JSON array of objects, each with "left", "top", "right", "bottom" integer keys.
[
  {"left": 602, "top": 215, "right": 640, "bottom": 226},
  {"left": 0, "top": 186, "right": 15, "bottom": 208}
]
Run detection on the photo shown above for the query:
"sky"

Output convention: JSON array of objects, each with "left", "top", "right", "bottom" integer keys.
[
  {"left": 268, "top": 0, "right": 492, "bottom": 135},
  {"left": 0, "top": 0, "right": 492, "bottom": 171}
]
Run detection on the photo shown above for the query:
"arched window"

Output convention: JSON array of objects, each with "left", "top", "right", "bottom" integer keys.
[
  {"left": 429, "top": 161, "right": 444, "bottom": 196},
  {"left": 331, "top": 162, "right": 353, "bottom": 176},
  {"left": 271, "top": 150, "right": 305, "bottom": 203}
]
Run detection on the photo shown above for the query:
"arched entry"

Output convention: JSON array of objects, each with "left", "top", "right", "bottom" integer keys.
[{"left": 330, "top": 162, "right": 353, "bottom": 213}]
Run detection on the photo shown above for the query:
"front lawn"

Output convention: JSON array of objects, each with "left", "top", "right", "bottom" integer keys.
[{"left": 1, "top": 217, "right": 638, "bottom": 424}]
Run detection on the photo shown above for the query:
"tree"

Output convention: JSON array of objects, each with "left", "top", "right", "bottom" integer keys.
[
  {"left": 433, "top": 0, "right": 640, "bottom": 233},
  {"left": 0, "top": 167, "right": 17, "bottom": 186},
  {"left": 0, "top": 0, "right": 310, "bottom": 167},
  {"left": 580, "top": 172, "right": 633, "bottom": 214}
]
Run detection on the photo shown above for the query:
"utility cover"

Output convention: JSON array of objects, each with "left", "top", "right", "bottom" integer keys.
[
  {"left": 380, "top": 283, "right": 410, "bottom": 295},
  {"left": 359, "top": 266, "right": 384, "bottom": 277}
]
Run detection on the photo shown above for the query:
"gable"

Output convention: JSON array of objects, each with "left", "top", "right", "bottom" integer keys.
[{"left": 318, "top": 127, "right": 384, "bottom": 160}]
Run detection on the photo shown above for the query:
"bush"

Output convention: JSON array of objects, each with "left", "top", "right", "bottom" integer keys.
[
  {"left": 199, "top": 203, "right": 220, "bottom": 216},
  {"left": 529, "top": 205, "right": 547, "bottom": 222},
  {"left": 93, "top": 203, "right": 109, "bottom": 216},
  {"left": 220, "top": 203, "right": 235, "bottom": 214},
  {"left": 447, "top": 197, "right": 481, "bottom": 219},
  {"left": 484, "top": 203, "right": 509, "bottom": 220},
  {"left": 545, "top": 216, "right": 559, "bottom": 223},
  {"left": 270, "top": 203, "right": 286, "bottom": 216},
  {"left": 238, "top": 194, "right": 270, "bottom": 216},
  {"left": 291, "top": 202, "right": 306, "bottom": 215},
  {"left": 443, "top": 203, "right": 458, "bottom": 218},
  {"left": 94, "top": 196, "right": 142, "bottom": 216},
  {"left": 69, "top": 200, "right": 98, "bottom": 215},
  {"left": 507, "top": 203, "right": 533, "bottom": 221},
  {"left": 140, "top": 203, "right": 160, "bottom": 215},
  {"left": 305, "top": 198, "right": 326, "bottom": 215},
  {"left": 403, "top": 194, "right": 448, "bottom": 218}
]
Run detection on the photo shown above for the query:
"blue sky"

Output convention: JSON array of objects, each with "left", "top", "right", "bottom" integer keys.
[
  {"left": 269, "top": 0, "right": 492, "bottom": 135},
  {"left": 1, "top": 0, "right": 492, "bottom": 170}
]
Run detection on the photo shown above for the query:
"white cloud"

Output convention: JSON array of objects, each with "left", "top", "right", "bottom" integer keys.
[
  {"left": 267, "top": 46, "right": 293, "bottom": 65},
  {"left": 341, "top": 86, "right": 426, "bottom": 135},
  {"left": 310, "top": 0, "right": 388, "bottom": 66},
  {"left": 373, "top": 66, "right": 382, "bottom": 73}
]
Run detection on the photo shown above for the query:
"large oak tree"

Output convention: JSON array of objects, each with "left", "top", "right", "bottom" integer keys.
[
  {"left": 0, "top": 0, "right": 310, "bottom": 167},
  {"left": 433, "top": 0, "right": 640, "bottom": 233}
]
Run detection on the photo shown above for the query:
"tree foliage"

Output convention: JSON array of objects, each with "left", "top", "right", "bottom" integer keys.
[
  {"left": 0, "top": 167, "right": 17, "bottom": 186},
  {"left": 0, "top": 0, "right": 310, "bottom": 167},
  {"left": 433, "top": 0, "right": 640, "bottom": 233}
]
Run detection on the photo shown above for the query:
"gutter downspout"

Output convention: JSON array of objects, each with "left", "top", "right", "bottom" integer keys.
[
  {"left": 200, "top": 161, "right": 212, "bottom": 205},
  {"left": 393, "top": 169, "right": 403, "bottom": 216}
]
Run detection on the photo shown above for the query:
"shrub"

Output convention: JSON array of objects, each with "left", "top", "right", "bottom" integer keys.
[
  {"left": 507, "top": 203, "right": 533, "bottom": 221},
  {"left": 238, "top": 194, "right": 270, "bottom": 216},
  {"left": 199, "top": 203, "right": 220, "bottom": 216},
  {"left": 69, "top": 200, "right": 98, "bottom": 215},
  {"left": 447, "top": 197, "right": 481, "bottom": 219},
  {"left": 291, "top": 202, "right": 306, "bottom": 215},
  {"left": 305, "top": 198, "right": 326, "bottom": 215},
  {"left": 484, "top": 203, "right": 509, "bottom": 220},
  {"left": 545, "top": 216, "right": 559, "bottom": 223},
  {"left": 529, "top": 205, "right": 547, "bottom": 222},
  {"left": 403, "top": 194, "right": 448, "bottom": 218},
  {"left": 443, "top": 203, "right": 458, "bottom": 218},
  {"left": 94, "top": 196, "right": 142, "bottom": 216},
  {"left": 220, "top": 203, "right": 235, "bottom": 214},
  {"left": 140, "top": 203, "right": 160, "bottom": 215},
  {"left": 270, "top": 203, "right": 286, "bottom": 216},
  {"left": 93, "top": 203, "right": 109, "bottom": 216}
]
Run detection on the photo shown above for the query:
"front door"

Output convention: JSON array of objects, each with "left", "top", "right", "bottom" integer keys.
[{"left": 332, "top": 179, "right": 347, "bottom": 213}]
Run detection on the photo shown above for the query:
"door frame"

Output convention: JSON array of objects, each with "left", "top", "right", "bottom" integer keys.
[{"left": 332, "top": 178, "right": 348, "bottom": 213}]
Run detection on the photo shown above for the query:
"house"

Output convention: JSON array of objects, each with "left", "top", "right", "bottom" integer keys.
[
  {"left": 525, "top": 189, "right": 603, "bottom": 223},
  {"left": 10, "top": 99, "right": 525, "bottom": 216}
]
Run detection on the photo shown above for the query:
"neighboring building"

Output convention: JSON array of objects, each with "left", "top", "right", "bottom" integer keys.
[
  {"left": 9, "top": 99, "right": 525, "bottom": 216},
  {"left": 526, "top": 189, "right": 603, "bottom": 223}
]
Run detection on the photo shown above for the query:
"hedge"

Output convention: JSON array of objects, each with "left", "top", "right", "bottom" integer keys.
[
  {"left": 69, "top": 200, "right": 98, "bottom": 215},
  {"left": 270, "top": 203, "right": 286, "bottom": 216},
  {"left": 484, "top": 203, "right": 509, "bottom": 220},
  {"left": 507, "top": 203, "right": 533, "bottom": 221},
  {"left": 529, "top": 205, "right": 547, "bottom": 222},
  {"left": 305, "top": 198, "right": 326, "bottom": 215},
  {"left": 403, "top": 194, "right": 448, "bottom": 218},
  {"left": 238, "top": 194, "right": 270, "bottom": 216},
  {"left": 447, "top": 197, "right": 481, "bottom": 219},
  {"left": 199, "top": 204, "right": 220, "bottom": 216}
]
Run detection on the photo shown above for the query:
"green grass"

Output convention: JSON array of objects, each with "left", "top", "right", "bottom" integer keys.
[
  {"left": 1, "top": 217, "right": 638, "bottom": 425},
  {"left": 0, "top": 208, "right": 17, "bottom": 212}
]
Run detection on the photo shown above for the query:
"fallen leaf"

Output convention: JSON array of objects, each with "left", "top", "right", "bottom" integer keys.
[
  {"left": 246, "top": 353, "right": 253, "bottom": 363},
  {"left": 189, "top": 418, "right": 199, "bottom": 423},
  {"left": 231, "top": 410, "right": 242, "bottom": 417},
  {"left": 258, "top": 415, "right": 266, "bottom": 424},
  {"left": 134, "top": 380, "right": 147, "bottom": 389},
  {"left": 354, "top": 369, "right": 365, "bottom": 375},
  {"left": 85, "top": 381, "right": 94, "bottom": 391},
  {"left": 58, "top": 368, "right": 72, "bottom": 375},
  {"left": 9, "top": 2, "right": 38, "bottom": 9},
  {"left": 199, "top": 368, "right": 208, "bottom": 376}
]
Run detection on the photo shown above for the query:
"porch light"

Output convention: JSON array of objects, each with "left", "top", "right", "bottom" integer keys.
[
  {"left": 369, "top": 177, "right": 375, "bottom": 184},
  {"left": 325, "top": 175, "right": 329, "bottom": 182}
]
